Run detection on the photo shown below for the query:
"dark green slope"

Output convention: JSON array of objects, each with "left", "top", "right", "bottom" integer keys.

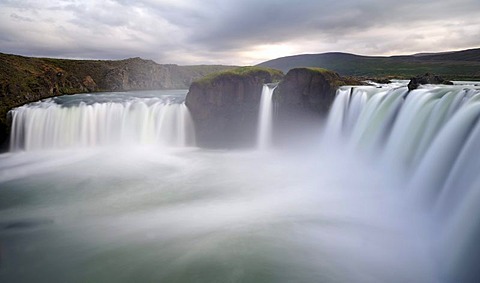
[
  {"left": 416, "top": 48, "right": 480, "bottom": 62},
  {"left": 257, "top": 49, "right": 480, "bottom": 80}
]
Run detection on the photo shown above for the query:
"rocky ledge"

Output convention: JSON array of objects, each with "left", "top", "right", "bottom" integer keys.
[{"left": 408, "top": 73, "right": 453, "bottom": 90}]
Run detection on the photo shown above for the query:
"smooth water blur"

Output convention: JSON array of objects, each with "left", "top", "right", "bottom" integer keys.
[
  {"left": 9, "top": 90, "right": 195, "bottom": 151},
  {"left": 327, "top": 82, "right": 480, "bottom": 282},
  {"left": 257, "top": 84, "right": 277, "bottom": 149},
  {"left": 9, "top": 84, "right": 480, "bottom": 282},
  {"left": 0, "top": 145, "right": 435, "bottom": 282}
]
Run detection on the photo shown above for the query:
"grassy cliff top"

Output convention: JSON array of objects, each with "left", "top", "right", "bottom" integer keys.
[
  {"left": 302, "top": 67, "right": 333, "bottom": 73},
  {"left": 297, "top": 67, "right": 341, "bottom": 79},
  {"left": 193, "top": 66, "right": 284, "bottom": 87},
  {"left": 284, "top": 67, "right": 364, "bottom": 87}
]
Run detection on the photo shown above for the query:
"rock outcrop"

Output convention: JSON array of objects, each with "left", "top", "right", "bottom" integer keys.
[
  {"left": 185, "top": 67, "right": 284, "bottom": 148},
  {"left": 408, "top": 73, "right": 453, "bottom": 90},
  {"left": 185, "top": 66, "right": 364, "bottom": 148},
  {"left": 272, "top": 68, "right": 364, "bottom": 145},
  {"left": 274, "top": 68, "right": 363, "bottom": 115}
]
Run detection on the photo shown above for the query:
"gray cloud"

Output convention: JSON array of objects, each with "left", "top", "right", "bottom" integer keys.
[
  {"left": 10, "top": 13, "right": 33, "bottom": 22},
  {"left": 185, "top": 0, "right": 479, "bottom": 48},
  {"left": 0, "top": 0, "right": 479, "bottom": 65}
]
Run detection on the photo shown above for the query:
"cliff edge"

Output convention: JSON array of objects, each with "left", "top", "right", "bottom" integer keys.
[{"left": 185, "top": 67, "right": 284, "bottom": 148}]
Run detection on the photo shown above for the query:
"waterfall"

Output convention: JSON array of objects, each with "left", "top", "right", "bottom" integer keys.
[
  {"left": 9, "top": 93, "right": 196, "bottom": 151},
  {"left": 324, "top": 83, "right": 480, "bottom": 280},
  {"left": 256, "top": 83, "right": 278, "bottom": 149},
  {"left": 5, "top": 84, "right": 480, "bottom": 282}
]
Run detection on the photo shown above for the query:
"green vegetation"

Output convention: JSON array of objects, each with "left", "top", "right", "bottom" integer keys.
[
  {"left": 193, "top": 66, "right": 284, "bottom": 87},
  {"left": 303, "top": 67, "right": 331, "bottom": 73},
  {"left": 288, "top": 67, "right": 364, "bottom": 88}
]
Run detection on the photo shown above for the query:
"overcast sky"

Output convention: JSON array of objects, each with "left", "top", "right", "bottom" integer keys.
[{"left": 0, "top": 0, "right": 479, "bottom": 65}]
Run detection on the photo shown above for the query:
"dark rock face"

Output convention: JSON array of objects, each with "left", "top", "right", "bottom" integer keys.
[
  {"left": 185, "top": 67, "right": 364, "bottom": 148},
  {"left": 272, "top": 68, "right": 364, "bottom": 144},
  {"left": 275, "top": 68, "right": 346, "bottom": 115},
  {"left": 82, "top": 76, "right": 97, "bottom": 92},
  {"left": 185, "top": 67, "right": 284, "bottom": 148},
  {"left": 100, "top": 58, "right": 183, "bottom": 90},
  {"left": 408, "top": 73, "right": 454, "bottom": 91},
  {"left": 41, "top": 68, "right": 89, "bottom": 96}
]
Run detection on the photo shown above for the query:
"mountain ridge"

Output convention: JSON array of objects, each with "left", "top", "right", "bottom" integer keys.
[{"left": 257, "top": 48, "right": 480, "bottom": 80}]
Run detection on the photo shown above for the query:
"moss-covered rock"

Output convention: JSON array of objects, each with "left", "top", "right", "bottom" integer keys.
[{"left": 185, "top": 66, "right": 284, "bottom": 148}]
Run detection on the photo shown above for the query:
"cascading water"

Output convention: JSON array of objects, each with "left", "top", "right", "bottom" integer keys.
[
  {"left": 9, "top": 90, "right": 196, "bottom": 151},
  {"left": 2, "top": 83, "right": 480, "bottom": 282},
  {"left": 326, "top": 82, "right": 480, "bottom": 281},
  {"left": 256, "top": 83, "right": 277, "bottom": 149}
]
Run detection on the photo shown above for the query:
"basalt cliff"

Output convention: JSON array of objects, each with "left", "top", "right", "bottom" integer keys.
[{"left": 185, "top": 67, "right": 364, "bottom": 147}]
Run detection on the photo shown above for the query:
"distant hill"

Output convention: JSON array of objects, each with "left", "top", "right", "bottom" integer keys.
[
  {"left": 410, "top": 48, "right": 480, "bottom": 62},
  {"left": 257, "top": 48, "right": 480, "bottom": 80}
]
